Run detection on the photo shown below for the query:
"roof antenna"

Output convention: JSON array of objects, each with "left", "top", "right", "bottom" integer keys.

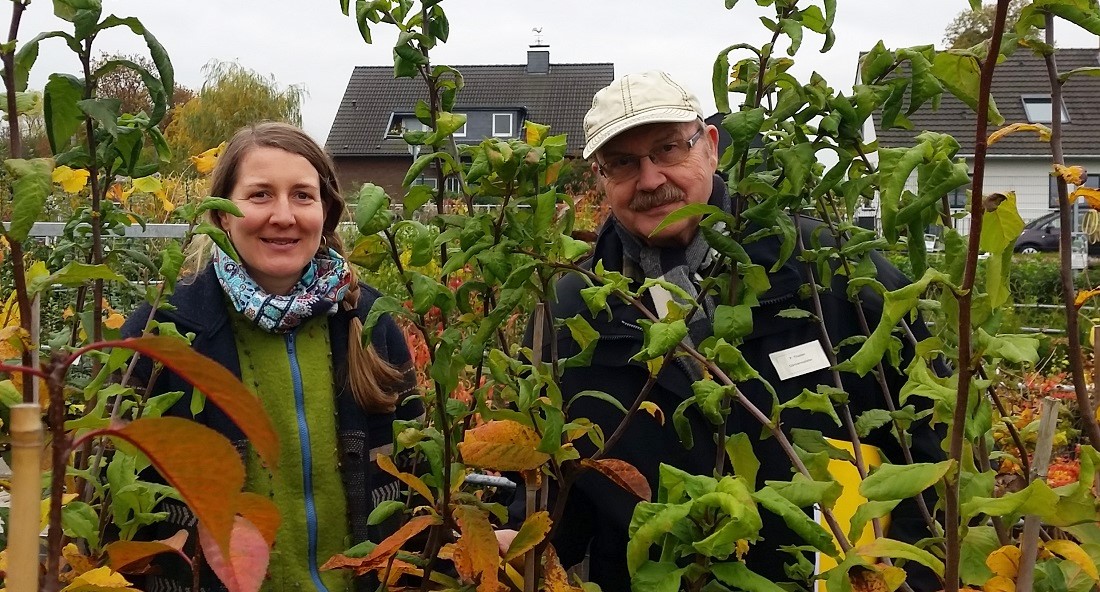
[{"left": 532, "top": 27, "right": 545, "bottom": 47}]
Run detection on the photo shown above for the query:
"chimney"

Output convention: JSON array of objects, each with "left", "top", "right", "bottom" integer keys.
[{"left": 527, "top": 44, "right": 550, "bottom": 75}]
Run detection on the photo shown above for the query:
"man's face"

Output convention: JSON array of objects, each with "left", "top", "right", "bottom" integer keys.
[{"left": 594, "top": 121, "right": 718, "bottom": 247}]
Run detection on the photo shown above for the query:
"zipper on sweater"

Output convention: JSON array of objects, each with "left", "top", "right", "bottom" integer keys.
[{"left": 285, "top": 331, "right": 330, "bottom": 592}]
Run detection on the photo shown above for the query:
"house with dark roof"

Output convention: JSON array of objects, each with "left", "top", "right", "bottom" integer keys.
[
  {"left": 325, "top": 48, "right": 613, "bottom": 197},
  {"left": 872, "top": 48, "right": 1100, "bottom": 227}
]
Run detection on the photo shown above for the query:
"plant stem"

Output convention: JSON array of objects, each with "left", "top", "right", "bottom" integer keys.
[
  {"left": 945, "top": 2, "right": 1010, "bottom": 588},
  {"left": 44, "top": 355, "right": 70, "bottom": 592},
  {"left": 1040, "top": 11, "right": 1100, "bottom": 450}
]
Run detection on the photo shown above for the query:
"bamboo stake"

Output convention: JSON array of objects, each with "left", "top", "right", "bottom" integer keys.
[
  {"left": 1016, "top": 396, "right": 1061, "bottom": 591},
  {"left": 8, "top": 403, "right": 44, "bottom": 592}
]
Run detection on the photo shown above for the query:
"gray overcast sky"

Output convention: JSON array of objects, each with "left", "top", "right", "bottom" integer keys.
[{"left": 15, "top": 1, "right": 1100, "bottom": 146}]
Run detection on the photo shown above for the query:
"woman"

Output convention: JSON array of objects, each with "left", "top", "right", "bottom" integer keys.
[{"left": 123, "top": 122, "right": 422, "bottom": 591}]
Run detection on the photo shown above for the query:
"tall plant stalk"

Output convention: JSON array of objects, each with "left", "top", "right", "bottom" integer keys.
[{"left": 945, "top": 1, "right": 1012, "bottom": 588}]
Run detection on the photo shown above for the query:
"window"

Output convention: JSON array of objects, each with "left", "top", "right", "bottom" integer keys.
[
  {"left": 384, "top": 113, "right": 407, "bottom": 139},
  {"left": 492, "top": 113, "right": 513, "bottom": 137},
  {"left": 445, "top": 176, "right": 461, "bottom": 194},
  {"left": 413, "top": 177, "right": 438, "bottom": 190},
  {"left": 947, "top": 176, "right": 971, "bottom": 209},
  {"left": 453, "top": 121, "right": 467, "bottom": 137},
  {"left": 1050, "top": 173, "right": 1100, "bottom": 208},
  {"left": 1022, "top": 96, "right": 1069, "bottom": 124}
]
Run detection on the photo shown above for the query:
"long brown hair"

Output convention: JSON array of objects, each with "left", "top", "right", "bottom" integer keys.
[{"left": 210, "top": 121, "right": 403, "bottom": 413}]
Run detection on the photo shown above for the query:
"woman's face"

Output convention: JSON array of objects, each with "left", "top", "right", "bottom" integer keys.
[{"left": 220, "top": 146, "right": 326, "bottom": 295}]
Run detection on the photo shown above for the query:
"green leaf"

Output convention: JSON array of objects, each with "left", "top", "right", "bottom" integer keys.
[
  {"left": 855, "top": 537, "right": 944, "bottom": 576},
  {"left": 43, "top": 73, "right": 85, "bottom": 153},
  {"left": 632, "top": 319, "right": 688, "bottom": 361},
  {"left": 61, "top": 501, "right": 101, "bottom": 549},
  {"left": 713, "top": 304, "right": 753, "bottom": 341},
  {"left": 631, "top": 561, "right": 685, "bottom": 592},
  {"left": 779, "top": 388, "right": 841, "bottom": 426},
  {"left": 651, "top": 203, "right": 732, "bottom": 237},
  {"left": 960, "top": 478, "right": 1059, "bottom": 522},
  {"left": 562, "top": 316, "right": 600, "bottom": 369},
  {"left": 711, "top": 561, "right": 786, "bottom": 592},
  {"left": 30, "top": 262, "right": 127, "bottom": 295},
  {"left": 847, "top": 500, "right": 899, "bottom": 546},
  {"left": 77, "top": 97, "right": 121, "bottom": 137},
  {"left": 764, "top": 475, "right": 842, "bottom": 509},
  {"left": 860, "top": 41, "right": 893, "bottom": 85},
  {"left": 721, "top": 107, "right": 766, "bottom": 166},
  {"left": 752, "top": 487, "right": 837, "bottom": 556},
  {"left": 960, "top": 526, "right": 999, "bottom": 585},
  {"left": 626, "top": 502, "right": 692, "bottom": 575},
  {"left": 354, "top": 183, "right": 393, "bottom": 235},
  {"left": 193, "top": 222, "right": 238, "bottom": 262},
  {"left": 860, "top": 460, "right": 954, "bottom": 501},
  {"left": 403, "top": 184, "right": 433, "bottom": 212},
  {"left": 367, "top": 500, "right": 405, "bottom": 526},
  {"left": 725, "top": 433, "right": 759, "bottom": 485},
  {"left": 569, "top": 390, "right": 628, "bottom": 417},
  {"left": 931, "top": 51, "right": 1003, "bottom": 126},
  {"left": 194, "top": 197, "right": 242, "bottom": 219},
  {"left": 5, "top": 157, "right": 54, "bottom": 242},
  {"left": 158, "top": 241, "right": 184, "bottom": 289},
  {"left": 853, "top": 409, "right": 893, "bottom": 438}
]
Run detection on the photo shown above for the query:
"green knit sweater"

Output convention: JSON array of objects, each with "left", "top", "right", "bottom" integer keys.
[{"left": 233, "top": 312, "right": 352, "bottom": 592}]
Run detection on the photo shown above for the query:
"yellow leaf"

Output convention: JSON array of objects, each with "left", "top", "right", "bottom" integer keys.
[
  {"left": 191, "top": 142, "right": 225, "bottom": 175},
  {"left": 452, "top": 505, "right": 501, "bottom": 592},
  {"left": 1054, "top": 164, "right": 1087, "bottom": 186},
  {"left": 107, "top": 183, "right": 128, "bottom": 205},
  {"left": 983, "top": 575, "right": 1016, "bottom": 592},
  {"left": 457, "top": 420, "right": 550, "bottom": 471},
  {"left": 986, "top": 545, "right": 1022, "bottom": 579},
  {"left": 52, "top": 165, "right": 90, "bottom": 194},
  {"left": 59, "top": 566, "right": 137, "bottom": 592},
  {"left": 503, "top": 510, "right": 552, "bottom": 562},
  {"left": 103, "top": 312, "right": 125, "bottom": 330},
  {"left": 61, "top": 543, "right": 96, "bottom": 581},
  {"left": 375, "top": 454, "right": 436, "bottom": 506},
  {"left": 988, "top": 122, "right": 1052, "bottom": 145},
  {"left": 735, "top": 539, "right": 749, "bottom": 561},
  {"left": 1045, "top": 539, "right": 1099, "bottom": 581},
  {"left": 639, "top": 401, "right": 665, "bottom": 425},
  {"left": 1075, "top": 289, "right": 1100, "bottom": 309},
  {"left": 0, "top": 325, "right": 29, "bottom": 361},
  {"left": 1073, "top": 186, "right": 1100, "bottom": 210},
  {"left": 41, "top": 493, "right": 79, "bottom": 530}
]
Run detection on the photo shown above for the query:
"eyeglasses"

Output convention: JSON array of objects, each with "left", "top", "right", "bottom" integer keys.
[{"left": 596, "top": 126, "right": 706, "bottom": 181}]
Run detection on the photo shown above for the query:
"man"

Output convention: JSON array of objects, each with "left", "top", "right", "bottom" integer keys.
[{"left": 542, "top": 71, "right": 941, "bottom": 589}]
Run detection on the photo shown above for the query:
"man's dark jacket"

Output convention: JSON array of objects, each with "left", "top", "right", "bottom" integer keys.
[
  {"left": 121, "top": 265, "right": 422, "bottom": 592},
  {"left": 544, "top": 177, "right": 942, "bottom": 590}
]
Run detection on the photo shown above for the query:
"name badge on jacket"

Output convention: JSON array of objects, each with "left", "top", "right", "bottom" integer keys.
[{"left": 768, "top": 341, "right": 830, "bottom": 381}]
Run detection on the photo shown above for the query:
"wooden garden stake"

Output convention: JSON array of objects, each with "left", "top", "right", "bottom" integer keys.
[
  {"left": 8, "top": 403, "right": 44, "bottom": 592},
  {"left": 1016, "top": 396, "right": 1060, "bottom": 591}
]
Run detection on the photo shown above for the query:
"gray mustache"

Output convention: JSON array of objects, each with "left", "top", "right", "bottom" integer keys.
[{"left": 629, "top": 185, "right": 684, "bottom": 212}]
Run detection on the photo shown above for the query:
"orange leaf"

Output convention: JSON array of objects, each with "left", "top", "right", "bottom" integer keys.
[
  {"left": 106, "top": 336, "right": 278, "bottom": 469},
  {"left": 198, "top": 516, "right": 270, "bottom": 592},
  {"left": 104, "top": 417, "right": 244, "bottom": 558},
  {"left": 236, "top": 492, "right": 280, "bottom": 545},
  {"left": 503, "top": 511, "right": 552, "bottom": 562},
  {"left": 1054, "top": 164, "right": 1087, "bottom": 185},
  {"left": 105, "top": 530, "right": 190, "bottom": 574},
  {"left": 458, "top": 420, "right": 550, "bottom": 471},
  {"left": 322, "top": 514, "right": 441, "bottom": 575},
  {"left": 453, "top": 505, "right": 502, "bottom": 592},
  {"left": 986, "top": 545, "right": 1022, "bottom": 579},
  {"left": 1072, "top": 186, "right": 1100, "bottom": 210},
  {"left": 103, "top": 312, "right": 125, "bottom": 330},
  {"left": 580, "top": 458, "right": 652, "bottom": 501},
  {"left": 375, "top": 454, "right": 435, "bottom": 505}
]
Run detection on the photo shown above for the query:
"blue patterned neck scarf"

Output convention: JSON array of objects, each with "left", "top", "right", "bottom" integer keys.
[{"left": 213, "top": 246, "right": 352, "bottom": 333}]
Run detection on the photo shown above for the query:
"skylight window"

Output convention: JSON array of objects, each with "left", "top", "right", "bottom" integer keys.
[{"left": 1021, "top": 96, "right": 1069, "bottom": 124}]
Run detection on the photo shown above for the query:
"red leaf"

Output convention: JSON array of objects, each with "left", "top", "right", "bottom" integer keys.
[
  {"left": 198, "top": 516, "right": 270, "bottom": 592},
  {"left": 105, "top": 530, "right": 190, "bottom": 574},
  {"left": 105, "top": 336, "right": 278, "bottom": 468},
  {"left": 581, "top": 458, "right": 652, "bottom": 501}
]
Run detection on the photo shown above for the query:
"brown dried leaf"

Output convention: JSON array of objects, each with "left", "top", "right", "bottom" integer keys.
[
  {"left": 581, "top": 458, "right": 652, "bottom": 501},
  {"left": 1055, "top": 164, "right": 1087, "bottom": 185}
]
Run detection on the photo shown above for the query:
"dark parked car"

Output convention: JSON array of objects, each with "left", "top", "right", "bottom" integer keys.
[{"left": 1015, "top": 210, "right": 1100, "bottom": 254}]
